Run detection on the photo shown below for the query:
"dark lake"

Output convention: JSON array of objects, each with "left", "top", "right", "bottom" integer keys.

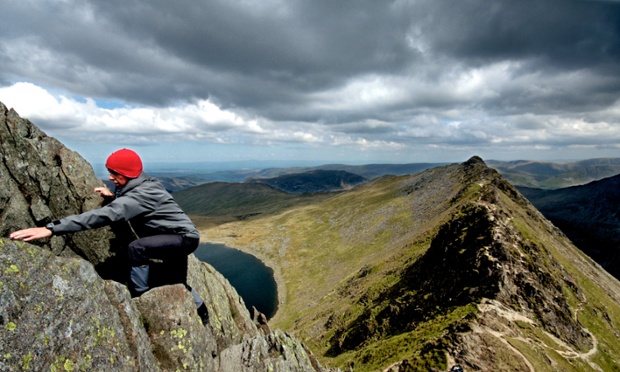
[{"left": 194, "top": 243, "right": 278, "bottom": 319}]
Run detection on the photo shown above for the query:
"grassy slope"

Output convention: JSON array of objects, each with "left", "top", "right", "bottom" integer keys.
[
  {"left": 174, "top": 181, "right": 332, "bottom": 227},
  {"left": 494, "top": 184, "right": 620, "bottom": 371},
  {"left": 200, "top": 163, "right": 479, "bottom": 369},
  {"left": 192, "top": 161, "right": 620, "bottom": 371}
]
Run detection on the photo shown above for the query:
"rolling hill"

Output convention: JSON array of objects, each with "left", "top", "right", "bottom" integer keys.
[
  {"left": 172, "top": 181, "right": 332, "bottom": 227},
  {"left": 248, "top": 169, "right": 367, "bottom": 194}
]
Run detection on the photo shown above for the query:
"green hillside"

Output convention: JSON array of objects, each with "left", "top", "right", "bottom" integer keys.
[
  {"left": 173, "top": 181, "right": 332, "bottom": 226},
  {"left": 185, "top": 158, "right": 620, "bottom": 371}
]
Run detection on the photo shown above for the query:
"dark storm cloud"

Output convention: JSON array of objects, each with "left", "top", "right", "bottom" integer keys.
[
  {"left": 1, "top": 0, "right": 620, "bottom": 162},
  {"left": 3, "top": 1, "right": 619, "bottom": 110},
  {"left": 2, "top": 1, "right": 418, "bottom": 107},
  {"left": 417, "top": 1, "right": 620, "bottom": 66},
  {"left": 86, "top": 0, "right": 420, "bottom": 113}
]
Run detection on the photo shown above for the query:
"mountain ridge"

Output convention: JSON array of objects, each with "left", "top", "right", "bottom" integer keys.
[{"left": 200, "top": 156, "right": 620, "bottom": 371}]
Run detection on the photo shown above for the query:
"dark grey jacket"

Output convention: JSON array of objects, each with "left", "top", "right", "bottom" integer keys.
[{"left": 50, "top": 173, "right": 199, "bottom": 239}]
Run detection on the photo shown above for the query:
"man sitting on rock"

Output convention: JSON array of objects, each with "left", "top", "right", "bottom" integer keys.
[{"left": 10, "top": 148, "right": 209, "bottom": 324}]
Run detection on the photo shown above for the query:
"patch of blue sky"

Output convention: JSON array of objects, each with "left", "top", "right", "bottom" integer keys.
[
  {"left": 93, "top": 98, "right": 129, "bottom": 110},
  {"left": 64, "top": 94, "right": 128, "bottom": 110}
]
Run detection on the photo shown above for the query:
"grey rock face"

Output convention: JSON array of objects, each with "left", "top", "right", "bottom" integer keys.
[
  {"left": 1, "top": 238, "right": 144, "bottom": 371},
  {"left": 0, "top": 101, "right": 334, "bottom": 371},
  {"left": 0, "top": 102, "right": 115, "bottom": 266}
]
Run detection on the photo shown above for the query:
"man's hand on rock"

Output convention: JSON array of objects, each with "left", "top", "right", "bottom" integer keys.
[
  {"left": 95, "top": 187, "right": 114, "bottom": 197},
  {"left": 10, "top": 227, "right": 52, "bottom": 242}
]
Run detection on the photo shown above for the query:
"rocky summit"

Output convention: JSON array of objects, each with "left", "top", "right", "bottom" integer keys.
[{"left": 0, "top": 101, "right": 336, "bottom": 371}]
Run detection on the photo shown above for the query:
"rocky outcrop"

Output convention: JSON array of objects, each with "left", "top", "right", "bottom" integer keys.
[
  {"left": 0, "top": 238, "right": 330, "bottom": 371},
  {"left": 0, "top": 102, "right": 115, "bottom": 267},
  {"left": 0, "top": 101, "right": 335, "bottom": 371}
]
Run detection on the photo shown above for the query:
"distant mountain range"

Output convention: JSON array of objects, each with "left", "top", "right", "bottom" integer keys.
[
  {"left": 246, "top": 162, "right": 448, "bottom": 180},
  {"left": 487, "top": 158, "right": 620, "bottom": 189},
  {"left": 173, "top": 181, "right": 333, "bottom": 227},
  {"left": 149, "top": 162, "right": 446, "bottom": 191},
  {"left": 247, "top": 169, "right": 367, "bottom": 194},
  {"left": 147, "top": 158, "right": 620, "bottom": 193}
]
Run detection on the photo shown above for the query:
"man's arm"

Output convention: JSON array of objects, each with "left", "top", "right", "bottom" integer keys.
[
  {"left": 10, "top": 187, "right": 115, "bottom": 241},
  {"left": 10, "top": 226, "right": 52, "bottom": 241}
]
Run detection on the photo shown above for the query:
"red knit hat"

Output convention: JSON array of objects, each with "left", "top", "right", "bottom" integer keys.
[{"left": 105, "top": 148, "right": 143, "bottom": 178}]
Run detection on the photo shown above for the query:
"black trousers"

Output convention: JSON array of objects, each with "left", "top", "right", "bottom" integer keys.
[
  {"left": 127, "top": 234, "right": 199, "bottom": 294},
  {"left": 128, "top": 234, "right": 199, "bottom": 265}
]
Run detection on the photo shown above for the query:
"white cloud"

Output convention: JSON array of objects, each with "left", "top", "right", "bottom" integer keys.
[
  {"left": 0, "top": 82, "right": 89, "bottom": 128},
  {"left": 0, "top": 82, "right": 265, "bottom": 141},
  {"left": 311, "top": 74, "right": 407, "bottom": 112}
]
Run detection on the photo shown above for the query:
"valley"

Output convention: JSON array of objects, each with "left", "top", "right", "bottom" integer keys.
[{"left": 176, "top": 157, "right": 620, "bottom": 371}]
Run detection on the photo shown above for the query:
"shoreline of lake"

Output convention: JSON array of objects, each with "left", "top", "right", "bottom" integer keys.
[
  {"left": 208, "top": 239, "right": 289, "bottom": 326},
  {"left": 195, "top": 242, "right": 279, "bottom": 319}
]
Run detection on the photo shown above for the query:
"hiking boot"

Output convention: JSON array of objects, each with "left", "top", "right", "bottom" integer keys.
[{"left": 197, "top": 303, "right": 209, "bottom": 326}]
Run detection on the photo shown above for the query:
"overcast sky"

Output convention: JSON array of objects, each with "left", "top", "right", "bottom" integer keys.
[{"left": 1, "top": 0, "right": 620, "bottom": 168}]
